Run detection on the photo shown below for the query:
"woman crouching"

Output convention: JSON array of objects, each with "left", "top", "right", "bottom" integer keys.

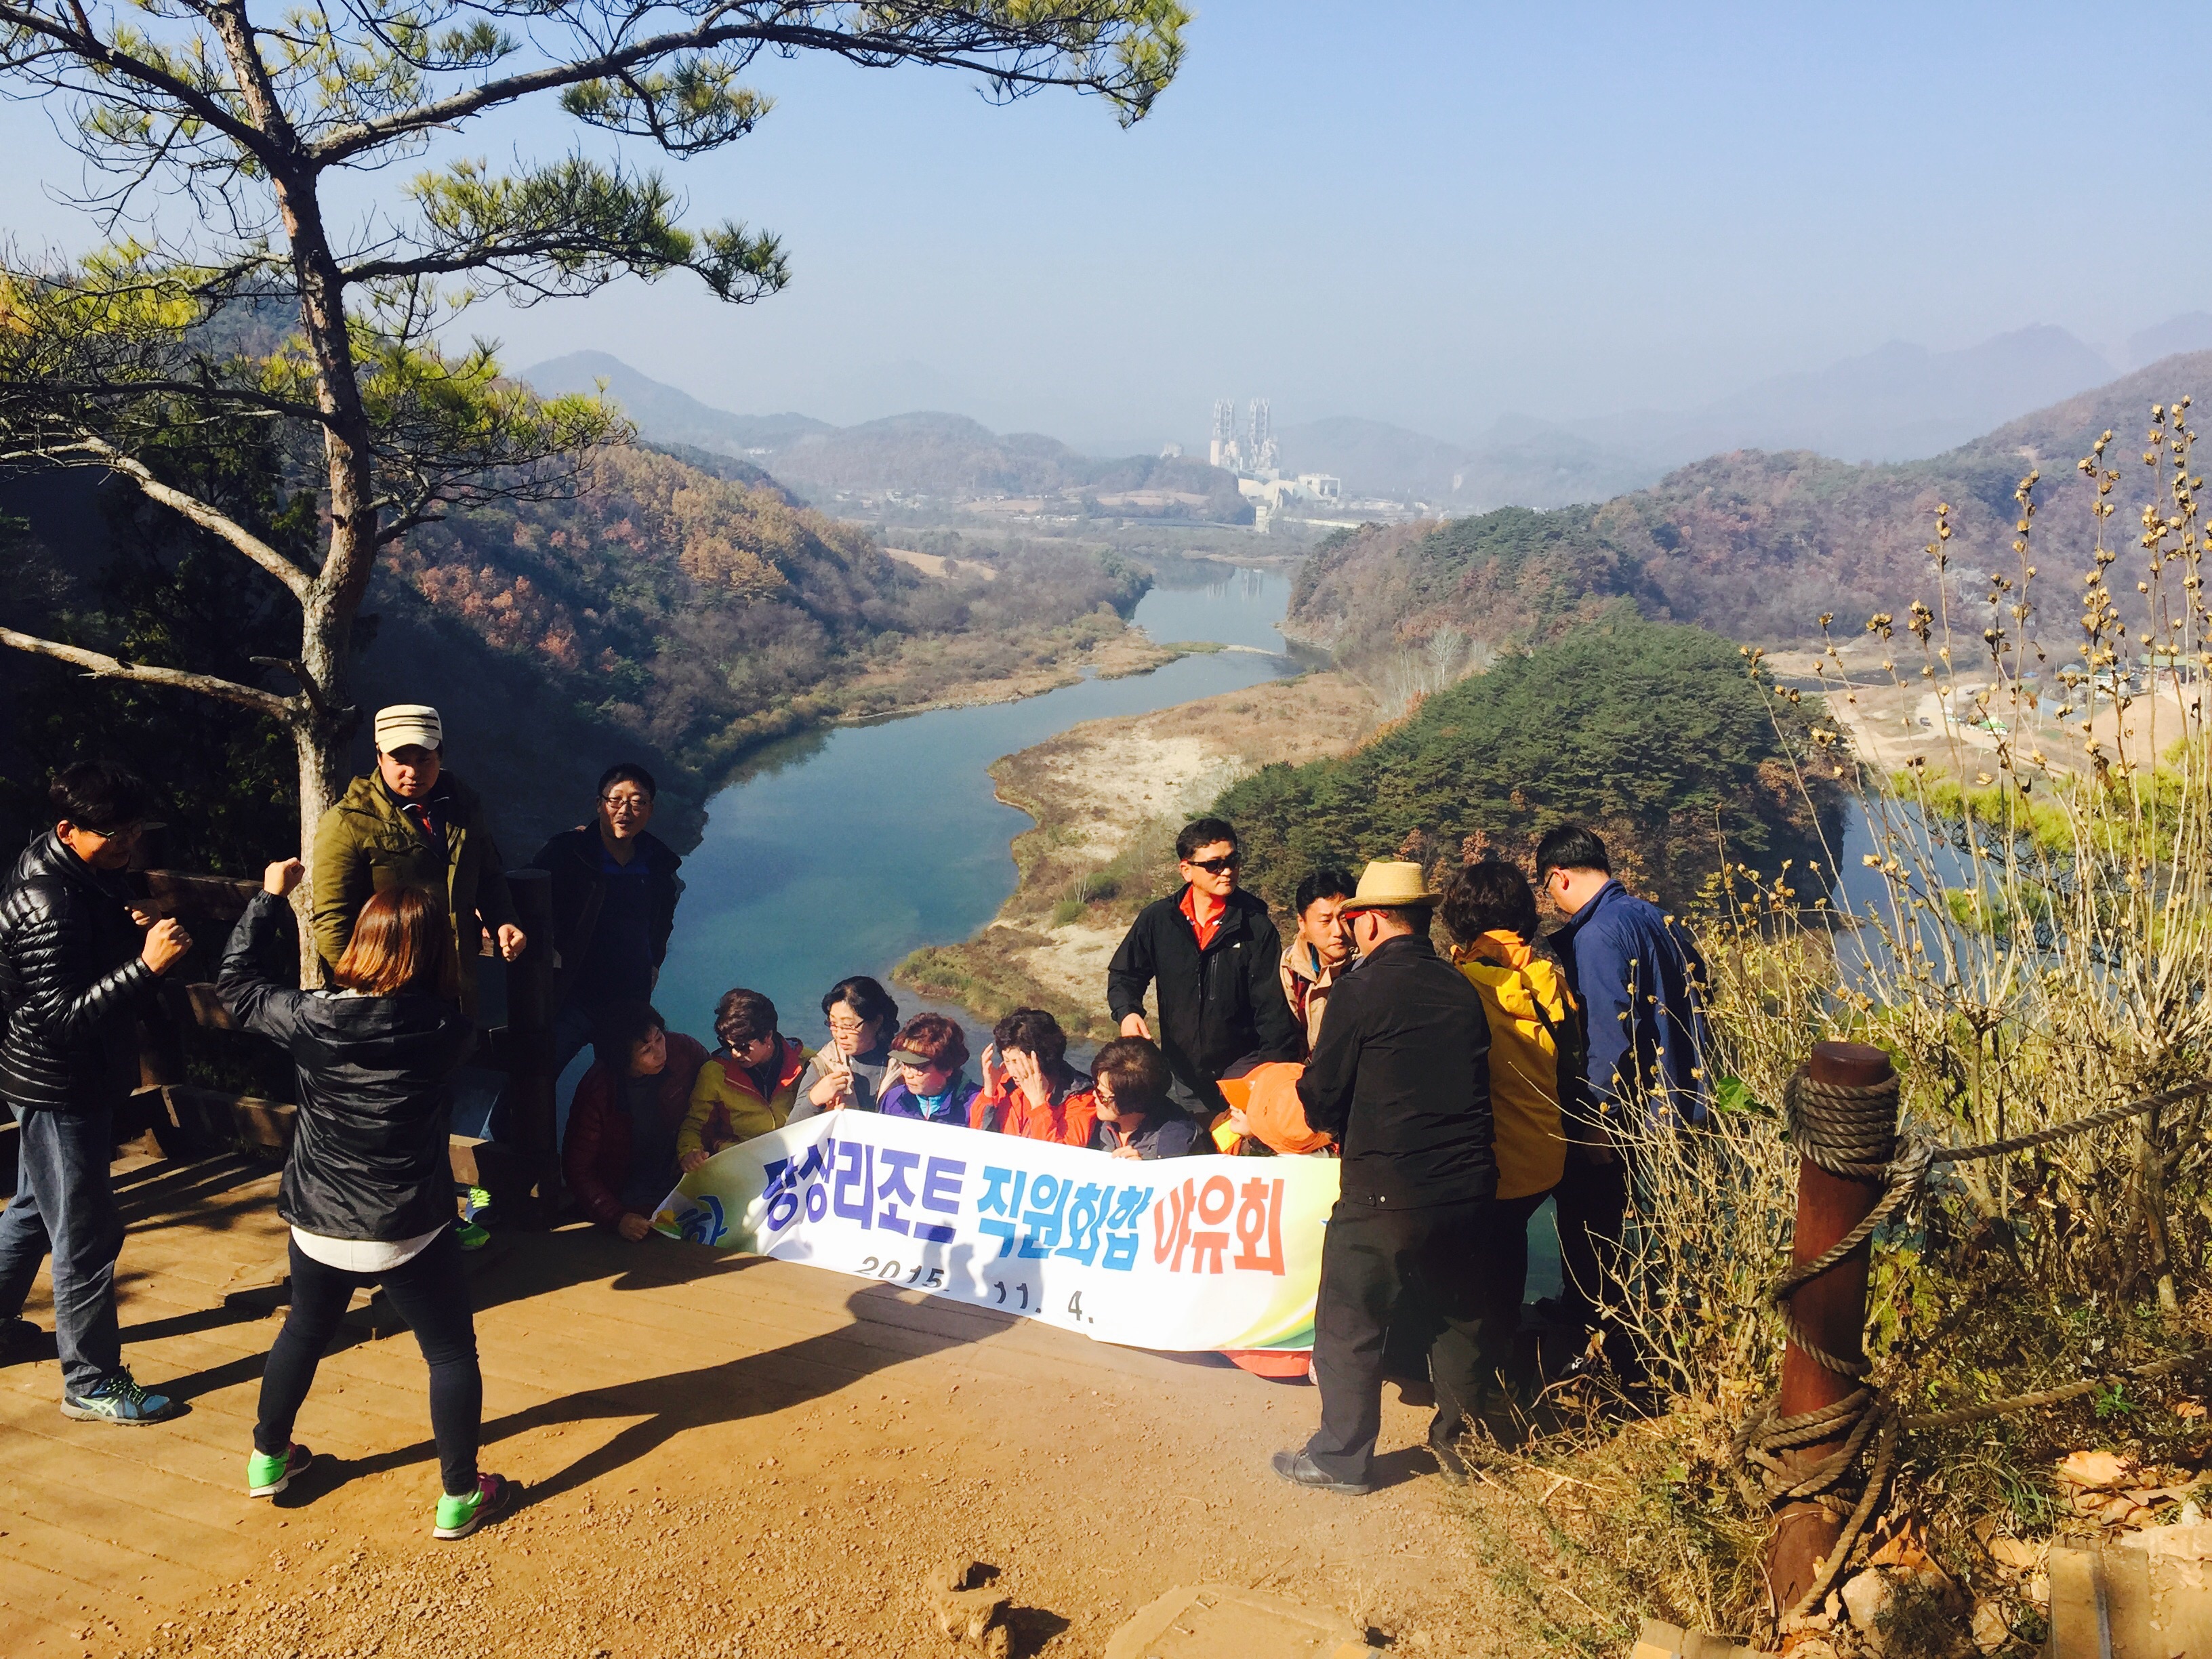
[{"left": 218, "top": 859, "right": 513, "bottom": 1540}]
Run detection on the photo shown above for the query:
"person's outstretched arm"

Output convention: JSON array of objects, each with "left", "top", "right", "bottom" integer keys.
[
  {"left": 10, "top": 885, "right": 175, "bottom": 1048},
  {"left": 1294, "top": 981, "right": 1361, "bottom": 1144},
  {"left": 561, "top": 1071, "right": 627, "bottom": 1229},
  {"left": 219, "top": 861, "right": 314, "bottom": 1046}
]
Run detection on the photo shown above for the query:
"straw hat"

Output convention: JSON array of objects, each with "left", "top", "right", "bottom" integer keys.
[{"left": 1338, "top": 860, "right": 1443, "bottom": 912}]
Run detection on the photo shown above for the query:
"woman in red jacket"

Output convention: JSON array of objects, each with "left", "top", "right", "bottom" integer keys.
[{"left": 560, "top": 1002, "right": 708, "bottom": 1240}]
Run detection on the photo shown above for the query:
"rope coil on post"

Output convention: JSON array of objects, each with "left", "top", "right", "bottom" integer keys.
[{"left": 1738, "top": 1068, "right": 2212, "bottom": 1629}]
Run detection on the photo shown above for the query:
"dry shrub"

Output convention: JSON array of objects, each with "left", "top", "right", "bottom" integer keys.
[{"left": 1480, "top": 398, "right": 2212, "bottom": 1651}]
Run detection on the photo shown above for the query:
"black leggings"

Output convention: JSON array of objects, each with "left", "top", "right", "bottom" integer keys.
[{"left": 254, "top": 1225, "right": 483, "bottom": 1496}]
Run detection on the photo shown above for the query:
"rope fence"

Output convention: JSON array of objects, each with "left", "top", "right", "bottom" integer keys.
[{"left": 1732, "top": 1069, "right": 2212, "bottom": 1627}]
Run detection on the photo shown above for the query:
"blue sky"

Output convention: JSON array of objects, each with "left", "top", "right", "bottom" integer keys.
[{"left": 3, "top": 1, "right": 2208, "bottom": 445}]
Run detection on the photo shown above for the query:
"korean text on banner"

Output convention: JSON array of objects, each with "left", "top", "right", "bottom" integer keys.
[{"left": 653, "top": 1113, "right": 1335, "bottom": 1355}]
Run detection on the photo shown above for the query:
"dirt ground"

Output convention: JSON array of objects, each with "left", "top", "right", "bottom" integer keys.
[
  {"left": 1, "top": 1151, "right": 1517, "bottom": 1659},
  {"left": 896, "top": 672, "right": 1379, "bottom": 1036},
  {"left": 1765, "top": 638, "right": 2200, "bottom": 777}
]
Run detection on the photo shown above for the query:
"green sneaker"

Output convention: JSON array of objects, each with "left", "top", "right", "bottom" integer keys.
[
  {"left": 434, "top": 1473, "right": 514, "bottom": 1540},
  {"left": 456, "top": 1186, "right": 493, "bottom": 1250},
  {"left": 248, "top": 1442, "right": 313, "bottom": 1497}
]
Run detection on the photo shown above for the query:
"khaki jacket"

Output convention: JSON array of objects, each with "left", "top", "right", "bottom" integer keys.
[
  {"left": 309, "top": 770, "right": 518, "bottom": 1012},
  {"left": 1278, "top": 939, "right": 1347, "bottom": 1057}
]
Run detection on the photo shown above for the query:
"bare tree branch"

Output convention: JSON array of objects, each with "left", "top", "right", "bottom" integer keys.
[
  {"left": 0, "top": 625, "right": 294, "bottom": 718},
  {"left": 65, "top": 433, "right": 319, "bottom": 600}
]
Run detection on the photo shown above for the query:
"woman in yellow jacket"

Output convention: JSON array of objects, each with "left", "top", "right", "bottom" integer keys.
[
  {"left": 678, "top": 988, "right": 813, "bottom": 1172},
  {"left": 1440, "top": 861, "right": 1588, "bottom": 1334}
]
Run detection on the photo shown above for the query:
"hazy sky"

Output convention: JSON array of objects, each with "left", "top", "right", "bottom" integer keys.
[{"left": 5, "top": 1, "right": 2210, "bottom": 446}]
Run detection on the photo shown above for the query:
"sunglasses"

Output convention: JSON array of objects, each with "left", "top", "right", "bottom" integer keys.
[{"left": 1186, "top": 856, "right": 1239, "bottom": 874}]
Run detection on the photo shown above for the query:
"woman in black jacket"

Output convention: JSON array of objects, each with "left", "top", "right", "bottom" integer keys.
[{"left": 219, "top": 859, "right": 513, "bottom": 1540}]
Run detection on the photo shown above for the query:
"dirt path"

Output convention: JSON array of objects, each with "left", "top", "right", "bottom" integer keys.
[{"left": 4, "top": 1151, "right": 1510, "bottom": 1659}]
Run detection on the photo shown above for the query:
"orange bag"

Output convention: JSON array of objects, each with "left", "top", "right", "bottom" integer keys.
[{"left": 1216, "top": 1062, "right": 1334, "bottom": 1155}]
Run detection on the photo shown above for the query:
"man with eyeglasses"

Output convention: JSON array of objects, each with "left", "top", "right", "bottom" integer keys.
[
  {"left": 1106, "top": 816, "right": 1300, "bottom": 1117},
  {"left": 0, "top": 762, "right": 190, "bottom": 1422},
  {"left": 530, "top": 763, "right": 684, "bottom": 1135}
]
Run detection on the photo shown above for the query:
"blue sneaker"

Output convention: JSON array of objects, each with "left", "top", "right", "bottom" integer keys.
[{"left": 61, "top": 1368, "right": 178, "bottom": 1425}]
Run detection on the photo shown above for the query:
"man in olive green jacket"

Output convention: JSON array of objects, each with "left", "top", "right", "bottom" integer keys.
[{"left": 310, "top": 704, "right": 526, "bottom": 1013}]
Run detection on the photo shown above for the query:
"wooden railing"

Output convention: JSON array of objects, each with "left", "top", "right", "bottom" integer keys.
[{"left": 66, "top": 865, "right": 567, "bottom": 1225}]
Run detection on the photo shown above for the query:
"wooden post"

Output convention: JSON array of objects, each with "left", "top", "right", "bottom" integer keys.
[
  {"left": 1768, "top": 1040, "right": 1897, "bottom": 1619},
  {"left": 501, "top": 867, "right": 561, "bottom": 1222}
]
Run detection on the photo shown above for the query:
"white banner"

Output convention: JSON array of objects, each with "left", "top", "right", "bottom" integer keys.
[{"left": 654, "top": 1111, "right": 1336, "bottom": 1354}]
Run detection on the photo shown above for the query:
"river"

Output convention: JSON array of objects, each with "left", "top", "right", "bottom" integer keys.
[{"left": 650, "top": 559, "right": 1305, "bottom": 1051}]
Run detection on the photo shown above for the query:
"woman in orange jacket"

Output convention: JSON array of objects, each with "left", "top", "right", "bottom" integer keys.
[{"left": 970, "top": 1008, "right": 1096, "bottom": 1147}]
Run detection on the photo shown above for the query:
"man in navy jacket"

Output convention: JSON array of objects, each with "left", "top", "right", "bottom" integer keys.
[{"left": 1536, "top": 823, "right": 1711, "bottom": 1376}]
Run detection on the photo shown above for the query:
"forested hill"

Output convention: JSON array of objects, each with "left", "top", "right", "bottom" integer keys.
[
  {"left": 1218, "top": 621, "right": 1841, "bottom": 914},
  {"left": 1286, "top": 350, "right": 2212, "bottom": 669},
  {"left": 0, "top": 441, "right": 1150, "bottom": 874}
]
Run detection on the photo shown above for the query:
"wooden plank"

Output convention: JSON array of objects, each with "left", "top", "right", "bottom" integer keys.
[{"left": 131, "top": 870, "right": 259, "bottom": 923}]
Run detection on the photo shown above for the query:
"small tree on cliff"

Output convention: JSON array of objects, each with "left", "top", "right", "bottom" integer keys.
[{"left": 0, "top": 0, "right": 1186, "bottom": 890}]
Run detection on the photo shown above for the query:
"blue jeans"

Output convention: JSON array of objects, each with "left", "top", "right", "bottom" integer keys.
[{"left": 0, "top": 1101, "right": 126, "bottom": 1393}]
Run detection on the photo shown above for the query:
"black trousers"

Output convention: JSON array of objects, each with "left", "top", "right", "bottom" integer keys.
[
  {"left": 1380, "top": 1190, "right": 1546, "bottom": 1381},
  {"left": 255, "top": 1226, "right": 483, "bottom": 1496},
  {"left": 1551, "top": 1149, "right": 1647, "bottom": 1382},
  {"left": 1551, "top": 1151, "right": 1630, "bottom": 1329},
  {"left": 1303, "top": 1198, "right": 1504, "bottom": 1484}
]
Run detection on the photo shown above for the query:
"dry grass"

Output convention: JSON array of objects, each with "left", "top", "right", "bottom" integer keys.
[{"left": 1482, "top": 399, "right": 2212, "bottom": 1654}]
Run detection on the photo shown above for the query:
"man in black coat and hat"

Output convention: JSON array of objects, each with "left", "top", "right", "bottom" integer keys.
[{"left": 1271, "top": 860, "right": 1506, "bottom": 1494}]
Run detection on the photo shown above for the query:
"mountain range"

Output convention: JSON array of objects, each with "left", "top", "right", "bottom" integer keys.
[
  {"left": 525, "top": 351, "right": 1248, "bottom": 520},
  {"left": 1284, "top": 349, "right": 2212, "bottom": 662},
  {"left": 531, "top": 316, "right": 2212, "bottom": 516}
]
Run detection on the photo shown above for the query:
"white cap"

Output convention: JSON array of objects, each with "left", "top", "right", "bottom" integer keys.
[{"left": 373, "top": 704, "right": 443, "bottom": 753}]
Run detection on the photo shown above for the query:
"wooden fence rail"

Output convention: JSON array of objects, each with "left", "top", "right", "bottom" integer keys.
[{"left": 0, "top": 865, "right": 560, "bottom": 1223}]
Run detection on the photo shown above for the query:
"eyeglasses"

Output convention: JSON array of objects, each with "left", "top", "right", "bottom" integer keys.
[
  {"left": 600, "top": 794, "right": 651, "bottom": 815},
  {"left": 1186, "top": 856, "right": 1239, "bottom": 874},
  {"left": 826, "top": 1017, "right": 868, "bottom": 1034}
]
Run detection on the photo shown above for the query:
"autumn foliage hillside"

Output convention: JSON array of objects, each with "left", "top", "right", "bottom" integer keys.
[{"left": 1288, "top": 350, "right": 2212, "bottom": 668}]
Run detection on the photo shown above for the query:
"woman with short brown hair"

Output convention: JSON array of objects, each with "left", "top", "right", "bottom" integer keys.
[
  {"left": 877, "top": 1012, "right": 980, "bottom": 1126},
  {"left": 218, "top": 861, "right": 513, "bottom": 1541}
]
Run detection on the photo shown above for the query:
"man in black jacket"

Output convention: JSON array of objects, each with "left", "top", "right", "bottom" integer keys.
[
  {"left": 0, "top": 763, "right": 191, "bottom": 1423},
  {"left": 1105, "top": 817, "right": 1300, "bottom": 1115},
  {"left": 1272, "top": 861, "right": 1502, "bottom": 1495},
  {"left": 527, "top": 762, "right": 683, "bottom": 1135}
]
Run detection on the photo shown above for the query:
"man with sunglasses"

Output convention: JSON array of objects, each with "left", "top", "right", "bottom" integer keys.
[
  {"left": 0, "top": 762, "right": 191, "bottom": 1422},
  {"left": 1106, "top": 817, "right": 1300, "bottom": 1117},
  {"left": 530, "top": 763, "right": 684, "bottom": 1139}
]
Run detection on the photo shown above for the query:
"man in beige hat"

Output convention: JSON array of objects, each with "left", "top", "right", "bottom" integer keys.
[
  {"left": 309, "top": 703, "right": 524, "bottom": 1015},
  {"left": 1271, "top": 860, "right": 1505, "bottom": 1495}
]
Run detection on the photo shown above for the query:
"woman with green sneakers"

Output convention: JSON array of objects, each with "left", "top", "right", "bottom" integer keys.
[{"left": 218, "top": 859, "right": 514, "bottom": 1540}]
